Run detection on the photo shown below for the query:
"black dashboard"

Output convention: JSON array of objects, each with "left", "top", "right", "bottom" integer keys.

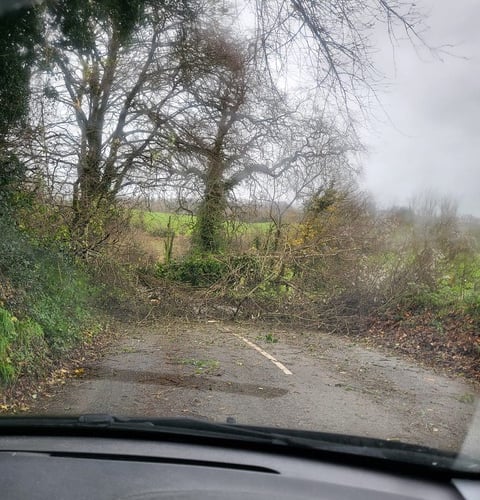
[{"left": 0, "top": 434, "right": 477, "bottom": 499}]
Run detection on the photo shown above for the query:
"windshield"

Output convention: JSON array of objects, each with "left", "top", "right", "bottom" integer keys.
[{"left": 1, "top": 0, "right": 479, "bottom": 473}]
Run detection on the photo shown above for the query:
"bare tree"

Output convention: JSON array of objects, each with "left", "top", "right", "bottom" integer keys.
[
  {"left": 25, "top": 2, "right": 200, "bottom": 252},
  {"left": 251, "top": 0, "right": 430, "bottom": 121},
  {"left": 249, "top": 110, "right": 359, "bottom": 251},
  {"left": 150, "top": 25, "right": 358, "bottom": 253},
  {"left": 17, "top": 0, "right": 431, "bottom": 256}
]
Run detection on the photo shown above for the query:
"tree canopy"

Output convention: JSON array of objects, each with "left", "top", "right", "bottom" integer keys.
[{"left": 0, "top": 0, "right": 428, "bottom": 252}]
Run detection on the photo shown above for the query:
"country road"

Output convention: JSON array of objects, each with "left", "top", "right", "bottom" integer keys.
[{"left": 33, "top": 319, "right": 480, "bottom": 453}]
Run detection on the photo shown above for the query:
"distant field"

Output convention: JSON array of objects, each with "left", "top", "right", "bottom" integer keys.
[
  {"left": 132, "top": 210, "right": 273, "bottom": 237},
  {"left": 132, "top": 211, "right": 195, "bottom": 235},
  {"left": 225, "top": 220, "right": 274, "bottom": 235}
]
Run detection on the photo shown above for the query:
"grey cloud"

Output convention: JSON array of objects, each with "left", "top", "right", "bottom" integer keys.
[{"left": 362, "top": 0, "right": 480, "bottom": 215}]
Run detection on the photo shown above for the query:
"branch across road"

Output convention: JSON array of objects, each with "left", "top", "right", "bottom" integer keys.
[{"left": 32, "top": 319, "right": 479, "bottom": 452}]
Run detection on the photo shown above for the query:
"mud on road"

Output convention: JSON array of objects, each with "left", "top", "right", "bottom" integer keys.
[{"left": 33, "top": 319, "right": 480, "bottom": 453}]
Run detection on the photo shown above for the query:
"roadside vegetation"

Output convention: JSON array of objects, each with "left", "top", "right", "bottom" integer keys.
[{"left": 0, "top": 193, "right": 103, "bottom": 389}]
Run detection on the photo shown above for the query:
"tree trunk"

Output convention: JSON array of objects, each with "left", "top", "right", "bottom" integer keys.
[
  {"left": 69, "top": 37, "right": 120, "bottom": 255},
  {"left": 193, "top": 155, "right": 227, "bottom": 254}
]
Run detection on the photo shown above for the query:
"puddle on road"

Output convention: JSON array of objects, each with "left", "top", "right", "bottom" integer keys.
[{"left": 87, "top": 368, "right": 288, "bottom": 398}]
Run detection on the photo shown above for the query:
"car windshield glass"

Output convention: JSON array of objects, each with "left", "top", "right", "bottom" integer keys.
[{"left": 0, "top": 0, "right": 479, "bottom": 473}]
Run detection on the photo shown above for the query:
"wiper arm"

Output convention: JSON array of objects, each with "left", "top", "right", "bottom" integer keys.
[{"left": 77, "top": 414, "right": 298, "bottom": 446}]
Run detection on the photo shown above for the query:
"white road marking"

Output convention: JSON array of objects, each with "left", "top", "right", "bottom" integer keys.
[{"left": 233, "top": 334, "right": 293, "bottom": 375}]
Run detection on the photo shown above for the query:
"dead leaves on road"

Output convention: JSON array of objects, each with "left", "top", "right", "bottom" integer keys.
[
  {"left": 364, "top": 309, "right": 480, "bottom": 383},
  {"left": 0, "top": 365, "right": 87, "bottom": 414}
]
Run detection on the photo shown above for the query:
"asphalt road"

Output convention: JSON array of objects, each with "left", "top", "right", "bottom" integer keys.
[{"left": 34, "top": 319, "right": 480, "bottom": 453}]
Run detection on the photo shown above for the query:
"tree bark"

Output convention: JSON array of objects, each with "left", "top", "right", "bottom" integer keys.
[{"left": 194, "top": 154, "right": 227, "bottom": 253}]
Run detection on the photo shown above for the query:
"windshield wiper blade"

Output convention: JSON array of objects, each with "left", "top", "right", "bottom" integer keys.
[
  {"left": 72, "top": 415, "right": 480, "bottom": 472},
  {"left": 0, "top": 415, "right": 296, "bottom": 446},
  {"left": 1, "top": 415, "right": 479, "bottom": 475},
  {"left": 112, "top": 416, "right": 480, "bottom": 474},
  {"left": 77, "top": 415, "right": 298, "bottom": 446}
]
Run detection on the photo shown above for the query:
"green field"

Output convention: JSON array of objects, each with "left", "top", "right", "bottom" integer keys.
[
  {"left": 133, "top": 211, "right": 273, "bottom": 237},
  {"left": 132, "top": 211, "right": 195, "bottom": 236}
]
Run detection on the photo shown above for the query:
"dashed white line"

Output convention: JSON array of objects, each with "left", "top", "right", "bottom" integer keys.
[{"left": 232, "top": 333, "right": 293, "bottom": 375}]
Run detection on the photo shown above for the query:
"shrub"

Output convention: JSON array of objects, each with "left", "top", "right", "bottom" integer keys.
[
  {"left": 0, "top": 307, "right": 50, "bottom": 384},
  {"left": 156, "top": 255, "right": 227, "bottom": 287},
  {"left": 155, "top": 252, "right": 278, "bottom": 290}
]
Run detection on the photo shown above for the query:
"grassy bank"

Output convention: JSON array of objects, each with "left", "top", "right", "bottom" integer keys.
[{"left": 0, "top": 215, "right": 101, "bottom": 387}]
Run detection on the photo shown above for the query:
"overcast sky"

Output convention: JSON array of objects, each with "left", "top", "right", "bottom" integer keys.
[{"left": 360, "top": 0, "right": 480, "bottom": 216}]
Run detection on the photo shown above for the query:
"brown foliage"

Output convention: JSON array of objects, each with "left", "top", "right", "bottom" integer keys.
[{"left": 364, "top": 309, "right": 480, "bottom": 382}]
